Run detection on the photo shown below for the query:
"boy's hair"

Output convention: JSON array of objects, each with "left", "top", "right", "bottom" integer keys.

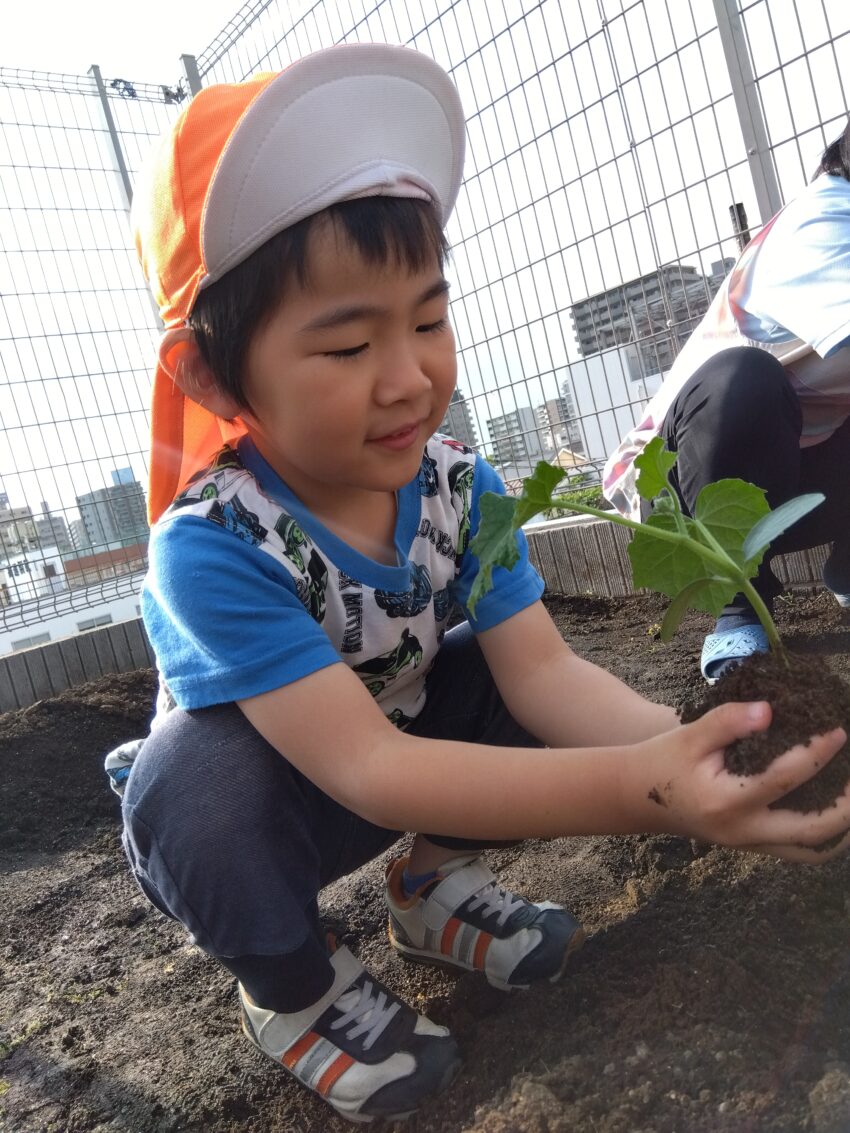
[{"left": 188, "top": 196, "right": 448, "bottom": 410}]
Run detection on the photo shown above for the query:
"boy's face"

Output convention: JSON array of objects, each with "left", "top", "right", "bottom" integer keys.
[{"left": 240, "top": 217, "right": 457, "bottom": 515}]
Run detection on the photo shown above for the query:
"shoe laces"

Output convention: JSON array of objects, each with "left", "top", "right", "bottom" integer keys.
[
  {"left": 467, "top": 881, "right": 526, "bottom": 929},
  {"left": 330, "top": 979, "right": 401, "bottom": 1052}
]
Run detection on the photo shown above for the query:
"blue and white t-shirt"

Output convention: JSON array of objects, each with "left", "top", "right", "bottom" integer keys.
[{"left": 142, "top": 434, "right": 543, "bottom": 721}]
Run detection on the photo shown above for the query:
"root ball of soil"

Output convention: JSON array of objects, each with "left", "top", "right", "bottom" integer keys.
[{"left": 680, "top": 650, "right": 850, "bottom": 813}]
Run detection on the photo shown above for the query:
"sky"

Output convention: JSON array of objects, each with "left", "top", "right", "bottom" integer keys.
[{"left": 1, "top": 0, "right": 247, "bottom": 81}]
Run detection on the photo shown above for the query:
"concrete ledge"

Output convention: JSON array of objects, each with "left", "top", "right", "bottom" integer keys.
[
  {"left": 525, "top": 515, "right": 828, "bottom": 597},
  {"left": 0, "top": 617, "right": 154, "bottom": 714}
]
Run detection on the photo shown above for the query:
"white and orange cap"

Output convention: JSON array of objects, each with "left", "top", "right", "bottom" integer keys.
[{"left": 131, "top": 42, "right": 466, "bottom": 522}]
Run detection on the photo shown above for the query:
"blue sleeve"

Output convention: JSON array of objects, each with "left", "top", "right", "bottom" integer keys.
[
  {"left": 742, "top": 177, "right": 850, "bottom": 357},
  {"left": 142, "top": 515, "right": 341, "bottom": 709},
  {"left": 451, "top": 456, "right": 544, "bottom": 632}
]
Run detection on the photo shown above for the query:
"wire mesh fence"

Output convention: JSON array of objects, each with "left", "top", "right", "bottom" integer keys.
[{"left": 1, "top": 0, "right": 848, "bottom": 648}]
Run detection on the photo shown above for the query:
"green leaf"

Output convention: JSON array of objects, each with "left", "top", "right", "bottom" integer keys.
[
  {"left": 513, "top": 462, "right": 568, "bottom": 527},
  {"left": 660, "top": 579, "right": 719, "bottom": 641},
  {"left": 634, "top": 437, "right": 679, "bottom": 501},
  {"left": 628, "top": 512, "right": 739, "bottom": 615},
  {"left": 468, "top": 463, "right": 566, "bottom": 615},
  {"left": 692, "top": 479, "right": 770, "bottom": 571},
  {"left": 468, "top": 491, "right": 522, "bottom": 615},
  {"left": 741, "top": 493, "right": 824, "bottom": 562}
]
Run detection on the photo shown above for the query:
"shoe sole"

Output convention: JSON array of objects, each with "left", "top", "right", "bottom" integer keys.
[
  {"left": 241, "top": 1014, "right": 461, "bottom": 1124},
  {"left": 389, "top": 923, "right": 587, "bottom": 991}
]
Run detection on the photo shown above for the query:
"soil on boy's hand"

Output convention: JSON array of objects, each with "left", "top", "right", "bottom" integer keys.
[{"left": 680, "top": 650, "right": 850, "bottom": 813}]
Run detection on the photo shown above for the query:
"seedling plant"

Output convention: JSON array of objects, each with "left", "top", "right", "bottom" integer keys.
[{"left": 468, "top": 437, "right": 822, "bottom": 654}]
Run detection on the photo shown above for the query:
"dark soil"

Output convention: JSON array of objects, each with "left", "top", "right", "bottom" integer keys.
[
  {"left": 4, "top": 590, "right": 850, "bottom": 1133},
  {"left": 681, "top": 651, "right": 850, "bottom": 813}
]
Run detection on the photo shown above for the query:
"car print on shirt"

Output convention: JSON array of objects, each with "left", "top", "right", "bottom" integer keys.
[
  {"left": 352, "top": 628, "right": 424, "bottom": 697},
  {"left": 387, "top": 706, "right": 416, "bottom": 730},
  {"left": 418, "top": 450, "right": 439, "bottom": 496},
  {"left": 274, "top": 514, "right": 310, "bottom": 573},
  {"left": 183, "top": 445, "right": 244, "bottom": 488},
  {"left": 448, "top": 461, "right": 475, "bottom": 561},
  {"left": 433, "top": 587, "right": 451, "bottom": 622},
  {"left": 207, "top": 494, "right": 268, "bottom": 546},
  {"left": 374, "top": 562, "right": 433, "bottom": 618}
]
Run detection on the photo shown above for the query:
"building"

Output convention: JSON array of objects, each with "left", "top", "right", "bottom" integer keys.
[
  {"left": 62, "top": 541, "right": 149, "bottom": 590},
  {"left": 35, "top": 501, "right": 73, "bottom": 556},
  {"left": 0, "top": 545, "right": 66, "bottom": 606},
  {"left": 569, "top": 259, "right": 735, "bottom": 378},
  {"left": 485, "top": 406, "right": 546, "bottom": 470},
  {"left": 69, "top": 518, "right": 91, "bottom": 553},
  {"left": 536, "top": 395, "right": 583, "bottom": 455},
  {"left": 0, "top": 494, "right": 38, "bottom": 559},
  {"left": 438, "top": 388, "right": 478, "bottom": 448},
  {"left": 559, "top": 344, "right": 651, "bottom": 471},
  {"left": 76, "top": 469, "right": 149, "bottom": 551}
]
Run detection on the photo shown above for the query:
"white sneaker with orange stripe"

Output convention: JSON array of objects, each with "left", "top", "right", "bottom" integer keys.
[
  {"left": 386, "top": 853, "right": 585, "bottom": 992},
  {"left": 239, "top": 945, "right": 461, "bottom": 1123}
]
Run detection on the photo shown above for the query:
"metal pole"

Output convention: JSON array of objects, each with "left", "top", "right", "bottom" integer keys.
[
  {"left": 713, "top": 0, "right": 783, "bottom": 223},
  {"left": 181, "top": 54, "right": 203, "bottom": 97},
  {"left": 89, "top": 64, "right": 134, "bottom": 208}
]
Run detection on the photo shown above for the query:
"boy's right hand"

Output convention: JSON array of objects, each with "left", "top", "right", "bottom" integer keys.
[{"left": 634, "top": 701, "right": 850, "bottom": 863}]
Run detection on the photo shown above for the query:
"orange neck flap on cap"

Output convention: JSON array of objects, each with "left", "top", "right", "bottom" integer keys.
[{"left": 133, "top": 73, "right": 277, "bottom": 523}]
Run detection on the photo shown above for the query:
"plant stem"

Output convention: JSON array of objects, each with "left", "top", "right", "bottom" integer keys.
[
  {"left": 689, "top": 519, "right": 783, "bottom": 652},
  {"left": 542, "top": 495, "right": 784, "bottom": 651}
]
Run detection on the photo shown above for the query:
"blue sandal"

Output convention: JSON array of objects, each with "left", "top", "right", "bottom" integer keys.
[{"left": 700, "top": 624, "right": 769, "bottom": 684}]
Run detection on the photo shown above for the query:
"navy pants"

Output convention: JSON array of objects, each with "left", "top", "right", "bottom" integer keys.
[
  {"left": 658, "top": 346, "right": 850, "bottom": 618},
  {"left": 121, "top": 622, "right": 541, "bottom": 1011}
]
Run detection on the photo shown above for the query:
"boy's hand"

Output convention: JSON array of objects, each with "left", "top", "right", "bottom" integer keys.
[{"left": 635, "top": 702, "right": 850, "bottom": 862}]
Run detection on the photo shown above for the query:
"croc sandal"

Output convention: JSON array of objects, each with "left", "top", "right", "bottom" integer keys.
[{"left": 700, "top": 624, "right": 769, "bottom": 684}]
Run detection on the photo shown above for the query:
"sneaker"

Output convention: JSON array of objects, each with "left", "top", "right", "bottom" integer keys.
[
  {"left": 104, "top": 738, "right": 145, "bottom": 798},
  {"left": 700, "top": 623, "right": 769, "bottom": 684},
  {"left": 385, "top": 854, "right": 585, "bottom": 992},
  {"left": 822, "top": 551, "right": 850, "bottom": 609},
  {"left": 239, "top": 944, "right": 461, "bottom": 1123}
]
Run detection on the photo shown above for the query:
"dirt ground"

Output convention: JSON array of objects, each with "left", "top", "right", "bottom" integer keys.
[{"left": 4, "top": 589, "right": 850, "bottom": 1133}]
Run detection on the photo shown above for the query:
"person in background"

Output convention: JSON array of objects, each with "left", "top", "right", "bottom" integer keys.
[
  {"left": 604, "top": 120, "right": 850, "bottom": 681},
  {"left": 114, "top": 47, "right": 850, "bottom": 1124}
]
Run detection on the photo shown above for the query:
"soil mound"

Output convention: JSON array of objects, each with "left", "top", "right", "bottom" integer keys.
[{"left": 3, "top": 592, "right": 850, "bottom": 1132}]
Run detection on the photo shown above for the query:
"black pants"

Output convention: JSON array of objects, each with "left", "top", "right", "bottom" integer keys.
[{"left": 656, "top": 346, "right": 850, "bottom": 618}]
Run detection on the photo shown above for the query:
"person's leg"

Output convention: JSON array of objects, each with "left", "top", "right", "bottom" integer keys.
[
  {"left": 121, "top": 702, "right": 459, "bottom": 1121},
  {"left": 658, "top": 347, "right": 809, "bottom": 678},
  {"left": 385, "top": 621, "right": 584, "bottom": 990},
  {"left": 794, "top": 414, "right": 850, "bottom": 603}
]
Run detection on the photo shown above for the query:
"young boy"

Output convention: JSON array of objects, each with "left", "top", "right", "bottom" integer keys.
[{"left": 120, "top": 42, "right": 850, "bottom": 1124}]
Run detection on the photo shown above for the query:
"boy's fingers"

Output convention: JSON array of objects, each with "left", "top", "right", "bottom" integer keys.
[
  {"left": 751, "top": 826, "right": 850, "bottom": 863},
  {"left": 753, "top": 728, "right": 848, "bottom": 805},
  {"left": 745, "top": 772, "right": 850, "bottom": 848},
  {"left": 686, "top": 701, "right": 772, "bottom": 754}
]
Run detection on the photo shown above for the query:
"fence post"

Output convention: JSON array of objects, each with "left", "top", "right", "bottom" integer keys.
[
  {"left": 712, "top": 0, "right": 783, "bottom": 223},
  {"left": 181, "top": 54, "right": 203, "bottom": 96},
  {"left": 89, "top": 64, "right": 134, "bottom": 209}
]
